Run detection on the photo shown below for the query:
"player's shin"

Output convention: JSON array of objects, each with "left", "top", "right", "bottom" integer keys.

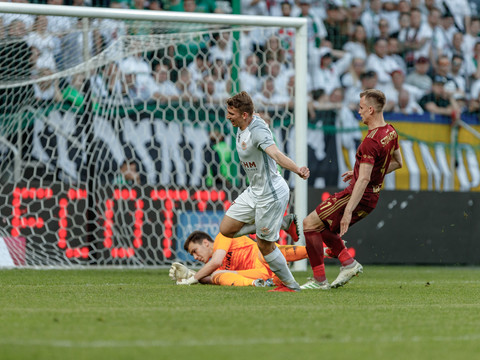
[
  {"left": 305, "top": 230, "right": 327, "bottom": 282},
  {"left": 263, "top": 247, "right": 300, "bottom": 290},
  {"left": 322, "top": 229, "right": 354, "bottom": 266}
]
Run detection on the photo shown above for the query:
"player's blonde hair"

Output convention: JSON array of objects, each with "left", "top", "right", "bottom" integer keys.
[
  {"left": 226, "top": 91, "right": 254, "bottom": 115},
  {"left": 360, "top": 89, "right": 386, "bottom": 113}
]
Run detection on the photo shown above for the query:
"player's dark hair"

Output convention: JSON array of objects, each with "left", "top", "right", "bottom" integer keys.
[
  {"left": 226, "top": 91, "right": 254, "bottom": 115},
  {"left": 183, "top": 231, "right": 214, "bottom": 251},
  {"left": 360, "top": 89, "right": 386, "bottom": 112}
]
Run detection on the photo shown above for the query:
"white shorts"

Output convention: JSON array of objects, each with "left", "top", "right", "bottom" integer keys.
[{"left": 225, "top": 186, "right": 289, "bottom": 242}]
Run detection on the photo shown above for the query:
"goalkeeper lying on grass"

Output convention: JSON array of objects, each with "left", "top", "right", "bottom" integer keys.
[{"left": 170, "top": 218, "right": 346, "bottom": 287}]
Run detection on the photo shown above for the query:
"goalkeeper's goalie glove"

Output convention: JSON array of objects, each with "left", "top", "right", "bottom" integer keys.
[
  {"left": 169, "top": 262, "right": 196, "bottom": 282},
  {"left": 176, "top": 275, "right": 199, "bottom": 285}
]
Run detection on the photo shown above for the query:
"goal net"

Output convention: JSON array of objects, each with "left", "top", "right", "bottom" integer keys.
[{"left": 0, "top": 4, "right": 308, "bottom": 267}]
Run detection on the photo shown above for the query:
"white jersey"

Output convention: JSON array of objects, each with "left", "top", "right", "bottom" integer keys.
[{"left": 236, "top": 115, "right": 288, "bottom": 198}]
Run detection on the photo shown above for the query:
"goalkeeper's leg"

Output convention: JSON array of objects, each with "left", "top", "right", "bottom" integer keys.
[{"left": 212, "top": 270, "right": 268, "bottom": 286}]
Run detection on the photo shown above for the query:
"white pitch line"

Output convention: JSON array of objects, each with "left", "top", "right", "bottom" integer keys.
[{"left": 1, "top": 334, "right": 480, "bottom": 348}]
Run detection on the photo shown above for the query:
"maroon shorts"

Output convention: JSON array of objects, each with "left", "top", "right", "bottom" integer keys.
[{"left": 315, "top": 189, "right": 375, "bottom": 233}]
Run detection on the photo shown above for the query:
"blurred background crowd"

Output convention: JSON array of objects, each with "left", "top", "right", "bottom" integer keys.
[{"left": 2, "top": 0, "right": 480, "bottom": 122}]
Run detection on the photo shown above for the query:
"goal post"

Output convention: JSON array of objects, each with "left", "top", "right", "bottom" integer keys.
[{"left": 0, "top": 3, "right": 308, "bottom": 269}]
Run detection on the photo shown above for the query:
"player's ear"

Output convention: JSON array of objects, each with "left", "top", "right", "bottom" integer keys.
[{"left": 202, "top": 239, "right": 210, "bottom": 247}]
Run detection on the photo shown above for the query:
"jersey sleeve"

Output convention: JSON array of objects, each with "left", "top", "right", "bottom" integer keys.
[
  {"left": 212, "top": 233, "right": 233, "bottom": 253},
  {"left": 358, "top": 137, "right": 379, "bottom": 165},
  {"left": 250, "top": 120, "right": 275, "bottom": 151}
]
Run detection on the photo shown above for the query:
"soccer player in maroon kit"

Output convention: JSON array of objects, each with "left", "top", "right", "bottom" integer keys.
[{"left": 300, "top": 89, "right": 403, "bottom": 290}]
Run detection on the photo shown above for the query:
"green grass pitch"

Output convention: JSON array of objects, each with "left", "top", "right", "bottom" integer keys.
[{"left": 1, "top": 266, "right": 479, "bottom": 360}]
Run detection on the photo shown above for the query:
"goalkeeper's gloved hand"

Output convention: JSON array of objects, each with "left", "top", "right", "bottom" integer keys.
[
  {"left": 169, "top": 262, "right": 196, "bottom": 282},
  {"left": 176, "top": 275, "right": 199, "bottom": 285}
]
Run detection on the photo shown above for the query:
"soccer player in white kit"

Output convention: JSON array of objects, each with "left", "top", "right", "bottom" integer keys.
[{"left": 219, "top": 91, "right": 310, "bottom": 292}]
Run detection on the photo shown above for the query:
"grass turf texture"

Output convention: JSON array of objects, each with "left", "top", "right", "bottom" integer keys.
[{"left": 1, "top": 266, "right": 479, "bottom": 360}]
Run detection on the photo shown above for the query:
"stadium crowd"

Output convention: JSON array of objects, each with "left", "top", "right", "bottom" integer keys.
[
  {"left": 1, "top": 0, "right": 480, "bottom": 188},
  {"left": 2, "top": 0, "right": 480, "bottom": 121}
]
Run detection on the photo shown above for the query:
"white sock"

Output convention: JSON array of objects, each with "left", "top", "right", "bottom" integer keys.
[{"left": 263, "top": 247, "right": 299, "bottom": 289}]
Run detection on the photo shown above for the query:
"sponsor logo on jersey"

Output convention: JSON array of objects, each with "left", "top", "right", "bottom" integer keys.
[{"left": 242, "top": 161, "right": 257, "bottom": 169}]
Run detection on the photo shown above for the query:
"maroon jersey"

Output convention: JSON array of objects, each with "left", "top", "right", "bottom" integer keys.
[{"left": 346, "top": 123, "right": 399, "bottom": 208}]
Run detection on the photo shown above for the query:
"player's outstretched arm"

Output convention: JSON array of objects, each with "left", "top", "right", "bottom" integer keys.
[
  {"left": 340, "top": 162, "right": 373, "bottom": 236},
  {"left": 169, "top": 262, "right": 196, "bottom": 282},
  {"left": 264, "top": 144, "right": 310, "bottom": 179},
  {"left": 177, "top": 249, "right": 227, "bottom": 285}
]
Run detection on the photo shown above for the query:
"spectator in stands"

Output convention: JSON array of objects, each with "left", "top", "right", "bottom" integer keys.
[
  {"left": 343, "top": 23, "right": 368, "bottom": 60},
  {"left": 119, "top": 60, "right": 152, "bottom": 106},
  {"left": 201, "top": 74, "right": 230, "bottom": 109},
  {"left": 253, "top": 76, "right": 290, "bottom": 112},
  {"left": 449, "top": 32, "right": 466, "bottom": 60},
  {"left": 264, "top": 59, "right": 293, "bottom": 99},
  {"left": 116, "top": 160, "right": 141, "bottom": 185},
  {"left": 388, "top": 37, "right": 408, "bottom": 75},
  {"left": 418, "top": 75, "right": 458, "bottom": 117},
  {"left": 394, "top": 88, "right": 424, "bottom": 114},
  {"left": 262, "top": 34, "right": 289, "bottom": 68},
  {"left": 466, "top": 41, "right": 480, "bottom": 81},
  {"left": 323, "top": 2, "right": 349, "bottom": 50},
  {"left": 377, "top": 18, "right": 391, "bottom": 41},
  {"left": 45, "top": 0, "right": 75, "bottom": 59},
  {"left": 309, "top": 47, "right": 352, "bottom": 96},
  {"left": 0, "top": 20, "right": 32, "bottom": 81},
  {"left": 345, "top": 0, "right": 363, "bottom": 37},
  {"left": 102, "top": 62, "right": 122, "bottom": 99},
  {"left": 26, "top": 15, "right": 57, "bottom": 62},
  {"left": 463, "top": 17, "right": 480, "bottom": 59},
  {"left": 405, "top": 56, "right": 433, "bottom": 93},
  {"left": 443, "top": 0, "right": 472, "bottom": 33},
  {"left": 440, "top": 12, "right": 458, "bottom": 45},
  {"left": 147, "top": 0, "right": 163, "bottom": 10},
  {"left": 0, "top": 0, "right": 35, "bottom": 34},
  {"left": 427, "top": 7, "right": 446, "bottom": 62},
  {"left": 275, "top": 0, "right": 297, "bottom": 60},
  {"left": 434, "top": 55, "right": 463, "bottom": 98},
  {"left": 33, "top": 54, "right": 63, "bottom": 104},
  {"left": 175, "top": 67, "right": 203, "bottom": 103},
  {"left": 450, "top": 54, "right": 467, "bottom": 97},
  {"left": 381, "top": 69, "right": 425, "bottom": 112},
  {"left": 62, "top": 72, "right": 89, "bottom": 109},
  {"left": 205, "top": 129, "right": 233, "bottom": 188},
  {"left": 397, "top": 7, "right": 432, "bottom": 68},
  {"left": 391, "top": 11, "right": 411, "bottom": 40},
  {"left": 341, "top": 57, "right": 366, "bottom": 90},
  {"left": 360, "top": 0, "right": 382, "bottom": 41},
  {"left": 208, "top": 32, "right": 233, "bottom": 65},
  {"left": 240, "top": 53, "right": 261, "bottom": 95},
  {"left": 93, "top": 0, "right": 127, "bottom": 58},
  {"left": 151, "top": 63, "right": 181, "bottom": 104},
  {"left": 0, "top": 20, "right": 34, "bottom": 114},
  {"left": 366, "top": 38, "right": 400, "bottom": 88},
  {"left": 344, "top": 70, "right": 378, "bottom": 110},
  {"left": 297, "top": 0, "right": 326, "bottom": 53},
  {"left": 187, "top": 52, "right": 210, "bottom": 88},
  {"left": 241, "top": 0, "right": 269, "bottom": 16},
  {"left": 59, "top": 17, "right": 95, "bottom": 70}
]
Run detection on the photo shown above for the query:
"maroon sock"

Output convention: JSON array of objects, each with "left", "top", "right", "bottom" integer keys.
[
  {"left": 321, "top": 229, "right": 346, "bottom": 258},
  {"left": 305, "top": 231, "right": 326, "bottom": 282},
  {"left": 338, "top": 248, "right": 354, "bottom": 266}
]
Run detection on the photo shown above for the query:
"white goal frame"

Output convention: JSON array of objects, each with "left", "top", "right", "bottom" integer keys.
[{"left": 0, "top": 2, "right": 309, "bottom": 270}]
